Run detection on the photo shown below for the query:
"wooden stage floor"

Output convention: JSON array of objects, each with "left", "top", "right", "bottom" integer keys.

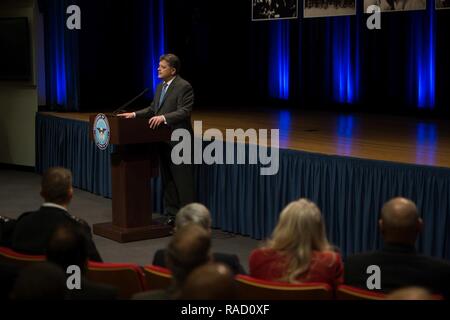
[{"left": 41, "top": 109, "right": 450, "bottom": 169}]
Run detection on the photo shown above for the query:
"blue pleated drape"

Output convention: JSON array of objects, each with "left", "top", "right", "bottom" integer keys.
[
  {"left": 36, "top": 113, "right": 450, "bottom": 260},
  {"left": 36, "top": 113, "right": 112, "bottom": 196},
  {"left": 196, "top": 145, "right": 450, "bottom": 260},
  {"left": 41, "top": 0, "right": 80, "bottom": 111}
]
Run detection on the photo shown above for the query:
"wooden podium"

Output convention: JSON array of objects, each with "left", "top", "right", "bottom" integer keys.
[{"left": 89, "top": 114, "right": 172, "bottom": 242}]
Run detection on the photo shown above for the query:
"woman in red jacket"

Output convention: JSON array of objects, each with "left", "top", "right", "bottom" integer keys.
[{"left": 249, "top": 199, "right": 343, "bottom": 288}]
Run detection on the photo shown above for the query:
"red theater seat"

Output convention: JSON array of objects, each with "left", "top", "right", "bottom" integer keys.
[
  {"left": 235, "top": 275, "right": 333, "bottom": 300},
  {"left": 336, "top": 285, "right": 386, "bottom": 300},
  {"left": 337, "top": 285, "right": 444, "bottom": 300},
  {"left": 86, "top": 261, "right": 146, "bottom": 299},
  {"left": 0, "top": 246, "right": 45, "bottom": 267},
  {"left": 143, "top": 265, "right": 173, "bottom": 291}
]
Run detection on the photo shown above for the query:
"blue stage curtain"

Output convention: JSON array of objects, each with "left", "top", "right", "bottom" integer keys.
[
  {"left": 36, "top": 113, "right": 112, "bottom": 196},
  {"left": 268, "top": 20, "right": 290, "bottom": 100},
  {"left": 40, "top": 0, "right": 80, "bottom": 111},
  {"left": 36, "top": 114, "right": 450, "bottom": 260},
  {"left": 144, "top": 0, "right": 166, "bottom": 97},
  {"left": 408, "top": 3, "right": 436, "bottom": 109},
  {"left": 198, "top": 144, "right": 450, "bottom": 260}
]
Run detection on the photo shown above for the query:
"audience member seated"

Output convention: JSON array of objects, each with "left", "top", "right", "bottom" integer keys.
[
  {"left": 133, "top": 224, "right": 211, "bottom": 300},
  {"left": 5, "top": 167, "right": 102, "bottom": 261},
  {"left": 249, "top": 199, "right": 343, "bottom": 287},
  {"left": 10, "top": 262, "right": 67, "bottom": 300},
  {"left": 179, "top": 263, "right": 237, "bottom": 300},
  {"left": 0, "top": 261, "right": 20, "bottom": 300},
  {"left": 0, "top": 215, "right": 16, "bottom": 247},
  {"left": 152, "top": 203, "right": 246, "bottom": 275},
  {"left": 386, "top": 287, "right": 435, "bottom": 300},
  {"left": 46, "top": 224, "right": 118, "bottom": 300},
  {"left": 344, "top": 197, "right": 450, "bottom": 298}
]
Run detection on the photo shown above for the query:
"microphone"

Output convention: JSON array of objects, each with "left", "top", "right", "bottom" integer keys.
[{"left": 112, "top": 88, "right": 150, "bottom": 115}]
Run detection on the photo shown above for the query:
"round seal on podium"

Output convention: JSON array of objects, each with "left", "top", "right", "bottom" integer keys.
[{"left": 93, "top": 113, "right": 110, "bottom": 150}]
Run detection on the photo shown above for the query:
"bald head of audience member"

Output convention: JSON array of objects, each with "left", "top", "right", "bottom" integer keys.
[
  {"left": 40, "top": 167, "right": 73, "bottom": 207},
  {"left": 379, "top": 197, "right": 423, "bottom": 246},
  {"left": 180, "top": 263, "right": 237, "bottom": 300},
  {"left": 386, "top": 287, "right": 435, "bottom": 300},
  {"left": 166, "top": 224, "right": 211, "bottom": 288}
]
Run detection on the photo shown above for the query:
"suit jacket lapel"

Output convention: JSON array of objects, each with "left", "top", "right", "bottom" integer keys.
[{"left": 152, "top": 84, "right": 162, "bottom": 113}]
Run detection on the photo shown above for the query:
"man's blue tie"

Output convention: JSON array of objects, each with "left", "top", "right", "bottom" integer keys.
[{"left": 158, "top": 83, "right": 168, "bottom": 111}]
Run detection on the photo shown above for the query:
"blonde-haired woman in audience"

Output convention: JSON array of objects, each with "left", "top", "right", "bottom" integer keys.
[{"left": 249, "top": 198, "right": 343, "bottom": 288}]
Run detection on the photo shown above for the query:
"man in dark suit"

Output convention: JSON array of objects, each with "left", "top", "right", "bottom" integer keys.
[
  {"left": 344, "top": 197, "right": 450, "bottom": 298},
  {"left": 152, "top": 203, "right": 246, "bottom": 275},
  {"left": 118, "top": 53, "right": 194, "bottom": 225},
  {"left": 46, "top": 224, "right": 117, "bottom": 300},
  {"left": 7, "top": 167, "right": 102, "bottom": 261},
  {"left": 0, "top": 262, "right": 20, "bottom": 299}
]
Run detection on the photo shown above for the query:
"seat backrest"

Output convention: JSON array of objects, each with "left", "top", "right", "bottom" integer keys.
[
  {"left": 337, "top": 285, "right": 444, "bottom": 300},
  {"left": 86, "top": 261, "right": 146, "bottom": 299},
  {"left": 0, "top": 246, "right": 45, "bottom": 267},
  {"left": 336, "top": 285, "right": 386, "bottom": 300},
  {"left": 143, "top": 265, "right": 173, "bottom": 291},
  {"left": 235, "top": 275, "right": 333, "bottom": 300}
]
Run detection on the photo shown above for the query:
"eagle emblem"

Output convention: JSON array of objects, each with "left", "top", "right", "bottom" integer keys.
[{"left": 93, "top": 113, "right": 110, "bottom": 150}]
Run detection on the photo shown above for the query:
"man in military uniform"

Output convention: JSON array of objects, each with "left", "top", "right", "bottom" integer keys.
[{"left": 4, "top": 167, "right": 102, "bottom": 261}]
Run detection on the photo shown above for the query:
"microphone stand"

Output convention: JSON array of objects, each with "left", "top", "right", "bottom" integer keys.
[{"left": 112, "top": 88, "right": 149, "bottom": 116}]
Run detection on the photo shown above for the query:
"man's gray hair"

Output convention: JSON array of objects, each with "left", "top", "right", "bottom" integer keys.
[{"left": 175, "top": 203, "right": 212, "bottom": 231}]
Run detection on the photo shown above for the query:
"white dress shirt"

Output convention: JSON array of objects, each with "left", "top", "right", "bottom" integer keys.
[{"left": 42, "top": 202, "right": 68, "bottom": 212}]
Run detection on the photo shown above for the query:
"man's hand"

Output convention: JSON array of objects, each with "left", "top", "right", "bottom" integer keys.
[
  {"left": 149, "top": 115, "right": 165, "bottom": 129},
  {"left": 117, "top": 112, "right": 135, "bottom": 119}
]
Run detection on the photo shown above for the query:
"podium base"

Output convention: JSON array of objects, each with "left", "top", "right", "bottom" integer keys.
[{"left": 93, "top": 222, "right": 172, "bottom": 243}]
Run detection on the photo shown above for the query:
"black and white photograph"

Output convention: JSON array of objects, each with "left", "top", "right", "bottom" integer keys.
[
  {"left": 364, "top": 0, "right": 427, "bottom": 12},
  {"left": 304, "top": 0, "right": 356, "bottom": 18},
  {"left": 252, "top": 0, "right": 298, "bottom": 21},
  {"left": 436, "top": 0, "right": 450, "bottom": 9}
]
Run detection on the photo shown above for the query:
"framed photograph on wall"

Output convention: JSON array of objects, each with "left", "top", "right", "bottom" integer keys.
[
  {"left": 252, "top": 0, "right": 298, "bottom": 21},
  {"left": 363, "top": 0, "right": 426, "bottom": 12},
  {"left": 436, "top": 0, "right": 450, "bottom": 9},
  {"left": 304, "top": 0, "right": 356, "bottom": 18}
]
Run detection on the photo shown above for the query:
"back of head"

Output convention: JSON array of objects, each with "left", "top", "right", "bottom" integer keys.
[
  {"left": 380, "top": 197, "right": 421, "bottom": 245},
  {"left": 180, "top": 263, "right": 237, "bottom": 300},
  {"left": 46, "top": 224, "right": 88, "bottom": 273},
  {"left": 269, "top": 198, "right": 333, "bottom": 282},
  {"left": 167, "top": 224, "right": 211, "bottom": 287},
  {"left": 11, "top": 262, "right": 66, "bottom": 300},
  {"left": 386, "top": 287, "right": 435, "bottom": 300},
  {"left": 41, "top": 167, "right": 73, "bottom": 205},
  {"left": 175, "top": 203, "right": 211, "bottom": 231},
  {"left": 270, "top": 198, "right": 331, "bottom": 253}
]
